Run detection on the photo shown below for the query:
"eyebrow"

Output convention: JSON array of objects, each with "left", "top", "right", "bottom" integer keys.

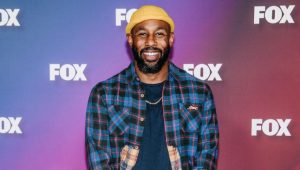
[
  {"left": 156, "top": 27, "right": 168, "bottom": 32},
  {"left": 134, "top": 27, "right": 146, "bottom": 32},
  {"left": 133, "top": 27, "right": 168, "bottom": 33}
]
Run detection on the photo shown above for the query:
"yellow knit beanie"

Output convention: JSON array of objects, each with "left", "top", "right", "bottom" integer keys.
[{"left": 126, "top": 5, "right": 175, "bottom": 34}]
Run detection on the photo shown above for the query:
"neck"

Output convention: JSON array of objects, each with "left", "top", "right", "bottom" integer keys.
[{"left": 135, "top": 61, "right": 169, "bottom": 84}]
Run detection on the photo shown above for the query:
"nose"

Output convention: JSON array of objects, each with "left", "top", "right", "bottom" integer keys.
[{"left": 145, "top": 34, "right": 157, "bottom": 47}]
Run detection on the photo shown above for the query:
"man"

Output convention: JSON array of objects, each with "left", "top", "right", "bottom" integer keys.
[{"left": 86, "top": 5, "right": 219, "bottom": 170}]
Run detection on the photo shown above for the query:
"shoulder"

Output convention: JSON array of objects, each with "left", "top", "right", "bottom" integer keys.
[
  {"left": 169, "top": 62, "right": 212, "bottom": 93},
  {"left": 90, "top": 65, "right": 130, "bottom": 96}
]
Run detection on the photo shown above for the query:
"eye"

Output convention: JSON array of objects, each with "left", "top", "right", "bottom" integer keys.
[
  {"left": 136, "top": 32, "right": 147, "bottom": 38},
  {"left": 155, "top": 32, "right": 167, "bottom": 38}
]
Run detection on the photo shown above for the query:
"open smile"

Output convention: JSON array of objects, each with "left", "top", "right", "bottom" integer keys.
[{"left": 142, "top": 51, "right": 161, "bottom": 62}]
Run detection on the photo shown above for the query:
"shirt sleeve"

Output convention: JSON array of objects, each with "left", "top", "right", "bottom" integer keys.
[
  {"left": 194, "top": 84, "right": 219, "bottom": 170},
  {"left": 85, "top": 86, "right": 111, "bottom": 170}
]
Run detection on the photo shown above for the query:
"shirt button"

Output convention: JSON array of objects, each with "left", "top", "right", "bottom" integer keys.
[
  {"left": 136, "top": 77, "right": 140, "bottom": 81},
  {"left": 140, "top": 117, "right": 145, "bottom": 122},
  {"left": 140, "top": 93, "right": 145, "bottom": 98}
]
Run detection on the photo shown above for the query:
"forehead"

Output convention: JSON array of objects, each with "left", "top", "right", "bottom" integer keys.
[{"left": 131, "top": 19, "right": 171, "bottom": 33}]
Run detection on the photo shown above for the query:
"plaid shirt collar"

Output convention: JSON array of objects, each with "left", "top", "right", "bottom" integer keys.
[{"left": 125, "top": 61, "right": 181, "bottom": 84}]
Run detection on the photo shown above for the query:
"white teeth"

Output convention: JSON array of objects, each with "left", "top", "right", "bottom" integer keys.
[{"left": 144, "top": 52, "right": 158, "bottom": 56}]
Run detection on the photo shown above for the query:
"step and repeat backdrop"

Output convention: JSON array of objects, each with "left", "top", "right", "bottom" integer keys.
[{"left": 1, "top": 0, "right": 299, "bottom": 170}]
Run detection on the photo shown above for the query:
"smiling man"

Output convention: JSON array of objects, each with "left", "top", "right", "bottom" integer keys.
[{"left": 86, "top": 5, "right": 219, "bottom": 170}]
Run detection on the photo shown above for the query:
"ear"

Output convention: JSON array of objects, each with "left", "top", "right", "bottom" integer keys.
[
  {"left": 169, "top": 32, "right": 175, "bottom": 47},
  {"left": 127, "top": 34, "right": 133, "bottom": 47}
]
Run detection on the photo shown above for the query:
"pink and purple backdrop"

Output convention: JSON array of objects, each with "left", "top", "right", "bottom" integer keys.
[{"left": 0, "top": 0, "right": 299, "bottom": 170}]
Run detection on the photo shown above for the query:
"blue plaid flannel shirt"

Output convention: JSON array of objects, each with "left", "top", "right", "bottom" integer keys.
[{"left": 86, "top": 62, "right": 219, "bottom": 170}]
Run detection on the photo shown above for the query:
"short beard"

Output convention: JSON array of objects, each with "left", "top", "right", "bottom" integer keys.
[{"left": 132, "top": 46, "right": 170, "bottom": 74}]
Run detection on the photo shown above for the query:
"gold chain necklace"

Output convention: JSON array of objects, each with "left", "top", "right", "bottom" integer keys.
[{"left": 145, "top": 96, "right": 162, "bottom": 105}]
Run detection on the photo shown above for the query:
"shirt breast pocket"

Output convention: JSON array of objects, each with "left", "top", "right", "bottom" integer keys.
[
  {"left": 179, "top": 103, "right": 202, "bottom": 133},
  {"left": 107, "top": 105, "right": 130, "bottom": 136}
]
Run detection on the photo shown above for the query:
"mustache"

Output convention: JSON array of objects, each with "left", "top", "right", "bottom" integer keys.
[{"left": 140, "top": 47, "right": 162, "bottom": 55}]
